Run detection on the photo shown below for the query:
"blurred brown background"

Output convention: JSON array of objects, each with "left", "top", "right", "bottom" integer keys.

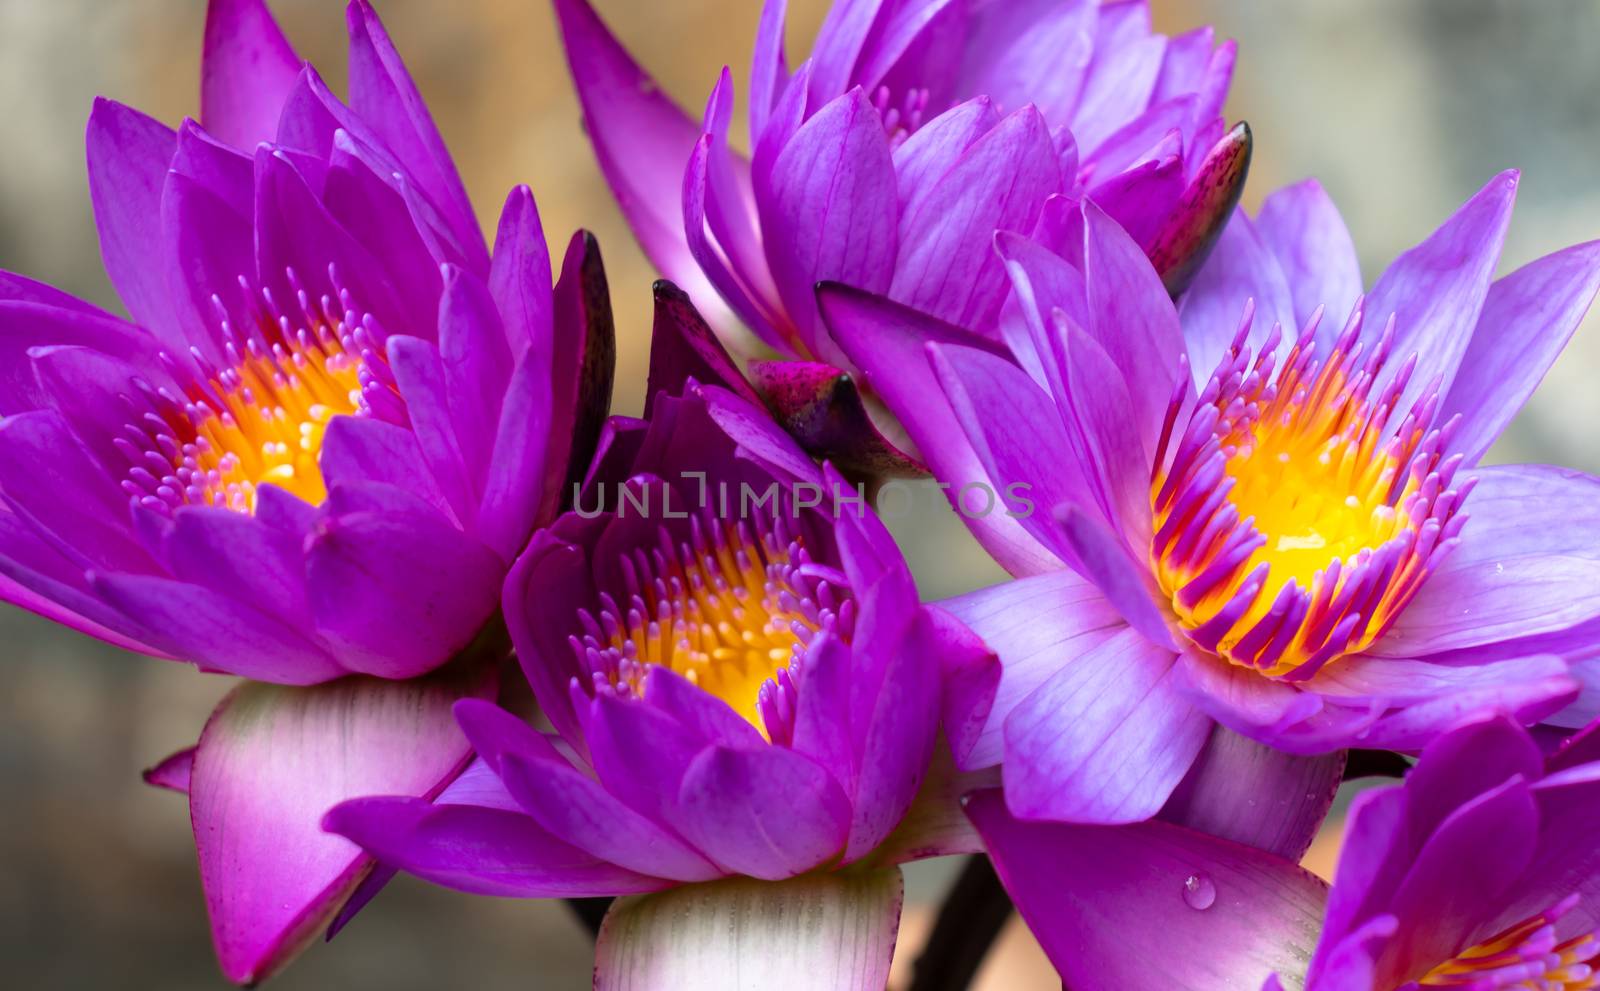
[{"left": 2, "top": 0, "right": 1597, "bottom": 987}]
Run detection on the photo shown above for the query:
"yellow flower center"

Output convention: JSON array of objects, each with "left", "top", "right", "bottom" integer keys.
[
  {"left": 579, "top": 513, "right": 852, "bottom": 740},
  {"left": 1150, "top": 313, "right": 1467, "bottom": 678},
  {"left": 1413, "top": 898, "right": 1598, "bottom": 989},
  {"left": 190, "top": 331, "right": 365, "bottom": 511},
  {"left": 122, "top": 279, "right": 396, "bottom": 516}
]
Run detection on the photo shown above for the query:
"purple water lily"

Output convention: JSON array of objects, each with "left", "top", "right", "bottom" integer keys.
[
  {"left": 556, "top": 0, "right": 1247, "bottom": 471},
  {"left": 325, "top": 300, "right": 995, "bottom": 983},
  {"left": 967, "top": 715, "right": 1600, "bottom": 991},
  {"left": 821, "top": 172, "right": 1600, "bottom": 827},
  {"left": 0, "top": 0, "right": 611, "bottom": 981}
]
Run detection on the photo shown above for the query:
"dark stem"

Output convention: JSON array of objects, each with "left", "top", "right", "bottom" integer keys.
[
  {"left": 908, "top": 855, "right": 1014, "bottom": 991},
  {"left": 1343, "top": 748, "right": 1413, "bottom": 780},
  {"left": 565, "top": 896, "right": 614, "bottom": 938}
]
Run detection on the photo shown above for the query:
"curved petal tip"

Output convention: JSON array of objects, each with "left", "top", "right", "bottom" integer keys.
[{"left": 1150, "top": 121, "right": 1253, "bottom": 297}]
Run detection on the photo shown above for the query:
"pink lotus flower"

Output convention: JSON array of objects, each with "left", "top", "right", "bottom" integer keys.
[
  {"left": 969, "top": 715, "right": 1600, "bottom": 991},
  {"left": 556, "top": 0, "right": 1248, "bottom": 472},
  {"left": 0, "top": 0, "right": 612, "bottom": 981},
  {"left": 824, "top": 173, "right": 1600, "bottom": 827}
]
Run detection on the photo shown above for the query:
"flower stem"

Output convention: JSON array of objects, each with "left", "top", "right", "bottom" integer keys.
[
  {"left": 566, "top": 896, "right": 614, "bottom": 937},
  {"left": 908, "top": 855, "right": 1013, "bottom": 991}
]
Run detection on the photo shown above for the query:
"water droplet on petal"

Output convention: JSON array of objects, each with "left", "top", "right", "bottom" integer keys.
[{"left": 1182, "top": 872, "right": 1216, "bottom": 910}]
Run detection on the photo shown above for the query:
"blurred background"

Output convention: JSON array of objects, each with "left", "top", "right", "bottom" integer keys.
[{"left": 2, "top": 0, "right": 1597, "bottom": 986}]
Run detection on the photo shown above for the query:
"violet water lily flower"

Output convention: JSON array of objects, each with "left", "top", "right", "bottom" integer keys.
[
  {"left": 326, "top": 293, "right": 996, "bottom": 987},
  {"left": 555, "top": 0, "right": 1248, "bottom": 472},
  {"left": 0, "top": 0, "right": 612, "bottom": 981},
  {"left": 820, "top": 172, "right": 1600, "bottom": 828},
  {"left": 967, "top": 715, "right": 1600, "bottom": 991}
]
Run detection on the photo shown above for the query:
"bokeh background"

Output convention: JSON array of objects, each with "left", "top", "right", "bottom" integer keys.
[{"left": 2, "top": 0, "right": 1597, "bottom": 987}]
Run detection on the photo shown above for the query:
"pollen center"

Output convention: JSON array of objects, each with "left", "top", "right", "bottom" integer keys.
[
  {"left": 119, "top": 272, "right": 400, "bottom": 516},
  {"left": 574, "top": 513, "right": 853, "bottom": 742},
  {"left": 1413, "top": 896, "right": 1598, "bottom": 989},
  {"left": 1150, "top": 310, "right": 1468, "bottom": 679},
  {"left": 190, "top": 327, "right": 365, "bottom": 510}
]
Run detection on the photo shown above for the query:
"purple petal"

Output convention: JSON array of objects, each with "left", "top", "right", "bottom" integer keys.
[
  {"left": 748, "top": 0, "right": 789, "bottom": 139},
  {"left": 817, "top": 286, "right": 1061, "bottom": 576},
  {"left": 544, "top": 230, "right": 617, "bottom": 518},
  {"left": 1176, "top": 208, "right": 1296, "bottom": 381},
  {"left": 593, "top": 869, "right": 903, "bottom": 991},
  {"left": 1080, "top": 199, "right": 1189, "bottom": 450},
  {"left": 1365, "top": 171, "right": 1519, "bottom": 409},
  {"left": 502, "top": 532, "right": 594, "bottom": 747},
  {"left": 85, "top": 99, "right": 185, "bottom": 344},
  {"left": 1056, "top": 315, "right": 1158, "bottom": 543},
  {"left": 1307, "top": 653, "right": 1577, "bottom": 753},
  {"left": 438, "top": 266, "right": 513, "bottom": 496},
  {"left": 1371, "top": 464, "right": 1600, "bottom": 656},
  {"left": 165, "top": 506, "right": 308, "bottom": 621},
  {"left": 470, "top": 721, "right": 722, "bottom": 884},
  {"left": 252, "top": 148, "right": 415, "bottom": 341},
  {"left": 319, "top": 416, "right": 457, "bottom": 524},
  {"left": 322, "top": 139, "right": 448, "bottom": 327},
  {"left": 645, "top": 282, "right": 764, "bottom": 413},
  {"left": 192, "top": 668, "right": 491, "bottom": 983},
  {"left": 1254, "top": 178, "right": 1362, "bottom": 334},
  {"left": 344, "top": 0, "right": 486, "bottom": 270},
  {"left": 324, "top": 795, "right": 663, "bottom": 898},
  {"left": 890, "top": 105, "right": 1064, "bottom": 333},
  {"left": 921, "top": 602, "right": 1001, "bottom": 771},
  {"left": 200, "top": 0, "right": 302, "bottom": 148},
  {"left": 0, "top": 269, "right": 115, "bottom": 317},
  {"left": 487, "top": 185, "right": 554, "bottom": 361},
  {"left": 587, "top": 691, "right": 711, "bottom": 824},
  {"left": 806, "top": 0, "right": 884, "bottom": 100},
  {"left": 0, "top": 507, "right": 162, "bottom": 655},
  {"left": 957, "top": 1, "right": 1095, "bottom": 124},
  {"left": 1314, "top": 785, "right": 1409, "bottom": 966},
  {"left": 1442, "top": 240, "right": 1600, "bottom": 463},
  {"left": 1160, "top": 726, "right": 1345, "bottom": 861},
  {"left": 757, "top": 88, "right": 897, "bottom": 365},
  {"left": 927, "top": 342, "right": 1094, "bottom": 571},
  {"left": 552, "top": 0, "right": 735, "bottom": 334},
  {"left": 1373, "top": 778, "right": 1538, "bottom": 987},
  {"left": 0, "top": 411, "right": 148, "bottom": 573},
  {"left": 844, "top": 606, "right": 945, "bottom": 861},
  {"left": 1003, "top": 627, "right": 1209, "bottom": 823},
  {"left": 1146, "top": 122, "right": 1253, "bottom": 296},
  {"left": 673, "top": 745, "right": 851, "bottom": 880},
  {"left": 967, "top": 790, "right": 1327, "bottom": 991},
  {"left": 93, "top": 572, "right": 344, "bottom": 683},
  {"left": 171, "top": 117, "right": 253, "bottom": 202},
  {"left": 1090, "top": 152, "right": 1184, "bottom": 251},
  {"left": 1072, "top": 34, "right": 1166, "bottom": 153},
  {"left": 305, "top": 503, "right": 503, "bottom": 680},
  {"left": 386, "top": 335, "right": 477, "bottom": 525},
  {"left": 745, "top": 359, "right": 924, "bottom": 476},
  {"left": 161, "top": 170, "right": 253, "bottom": 368},
  {"left": 1402, "top": 714, "right": 1541, "bottom": 836},
  {"left": 938, "top": 570, "right": 1125, "bottom": 768},
  {"left": 866, "top": 749, "right": 1001, "bottom": 865},
  {"left": 686, "top": 70, "right": 790, "bottom": 352},
  {"left": 142, "top": 745, "right": 196, "bottom": 794},
  {"left": 1055, "top": 505, "right": 1179, "bottom": 651},
  {"left": 892, "top": 97, "right": 1000, "bottom": 218}
]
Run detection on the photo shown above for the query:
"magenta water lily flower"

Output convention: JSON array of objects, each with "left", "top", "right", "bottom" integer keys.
[
  {"left": 325, "top": 300, "right": 995, "bottom": 985},
  {"left": 968, "top": 715, "right": 1600, "bottom": 991},
  {"left": 556, "top": 0, "right": 1247, "bottom": 471},
  {"left": 820, "top": 172, "right": 1600, "bottom": 827},
  {"left": 0, "top": 0, "right": 612, "bottom": 982}
]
